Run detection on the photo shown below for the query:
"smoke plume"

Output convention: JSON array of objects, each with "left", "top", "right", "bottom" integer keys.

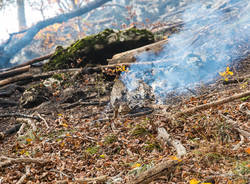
[{"left": 121, "top": 0, "right": 250, "bottom": 103}]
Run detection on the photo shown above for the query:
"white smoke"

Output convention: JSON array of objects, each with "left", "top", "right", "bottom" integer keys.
[{"left": 121, "top": 0, "right": 250, "bottom": 103}]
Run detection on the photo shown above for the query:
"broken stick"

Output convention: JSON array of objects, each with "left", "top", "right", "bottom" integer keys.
[
  {"left": 130, "top": 160, "right": 180, "bottom": 184},
  {"left": 175, "top": 90, "right": 250, "bottom": 117},
  {"left": 0, "top": 65, "right": 30, "bottom": 79},
  {"left": 107, "top": 39, "right": 167, "bottom": 64},
  {"left": 0, "top": 156, "right": 47, "bottom": 168}
]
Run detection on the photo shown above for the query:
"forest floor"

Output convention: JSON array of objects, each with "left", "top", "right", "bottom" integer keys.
[{"left": 0, "top": 54, "right": 249, "bottom": 183}]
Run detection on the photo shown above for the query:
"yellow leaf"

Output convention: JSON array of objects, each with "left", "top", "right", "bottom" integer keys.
[
  {"left": 224, "top": 78, "right": 229, "bottom": 81},
  {"left": 20, "top": 149, "right": 26, "bottom": 155},
  {"left": 170, "top": 156, "right": 182, "bottom": 162},
  {"left": 100, "top": 154, "right": 105, "bottom": 158},
  {"left": 131, "top": 163, "right": 141, "bottom": 169},
  {"left": 60, "top": 142, "right": 65, "bottom": 147},
  {"left": 190, "top": 178, "right": 200, "bottom": 184},
  {"left": 219, "top": 72, "right": 225, "bottom": 76},
  {"left": 62, "top": 123, "right": 68, "bottom": 128}
]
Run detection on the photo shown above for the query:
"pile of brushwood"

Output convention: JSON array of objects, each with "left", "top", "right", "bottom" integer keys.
[{"left": 0, "top": 5, "right": 250, "bottom": 183}]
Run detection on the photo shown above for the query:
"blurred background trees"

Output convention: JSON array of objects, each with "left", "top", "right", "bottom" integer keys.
[{"left": 0, "top": 0, "right": 193, "bottom": 68}]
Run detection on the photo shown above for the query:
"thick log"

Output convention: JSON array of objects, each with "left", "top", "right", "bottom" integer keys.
[
  {"left": 0, "top": 54, "right": 52, "bottom": 73},
  {"left": 0, "top": 65, "right": 30, "bottom": 79},
  {"left": 0, "top": 73, "right": 32, "bottom": 87},
  {"left": 0, "top": 68, "right": 82, "bottom": 87},
  {"left": 107, "top": 39, "right": 167, "bottom": 65}
]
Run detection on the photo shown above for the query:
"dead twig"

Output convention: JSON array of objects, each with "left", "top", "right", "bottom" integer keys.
[
  {"left": 157, "top": 127, "right": 187, "bottom": 157},
  {"left": 33, "top": 112, "right": 50, "bottom": 129},
  {"left": 0, "top": 113, "right": 41, "bottom": 121},
  {"left": 130, "top": 160, "right": 180, "bottom": 184},
  {"left": 62, "top": 100, "right": 109, "bottom": 109},
  {"left": 0, "top": 123, "right": 22, "bottom": 140},
  {"left": 0, "top": 156, "right": 48, "bottom": 168},
  {"left": 75, "top": 175, "right": 108, "bottom": 183},
  {"left": 1, "top": 53, "right": 52, "bottom": 72},
  {"left": 233, "top": 134, "right": 244, "bottom": 150},
  {"left": 17, "top": 166, "right": 30, "bottom": 184},
  {"left": 220, "top": 113, "right": 250, "bottom": 140},
  {"left": 175, "top": 90, "right": 250, "bottom": 117},
  {"left": 0, "top": 65, "right": 30, "bottom": 79},
  {"left": 0, "top": 73, "right": 32, "bottom": 87}
]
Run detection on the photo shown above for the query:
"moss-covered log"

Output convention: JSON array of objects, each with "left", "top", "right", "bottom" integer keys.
[{"left": 43, "top": 28, "right": 154, "bottom": 71}]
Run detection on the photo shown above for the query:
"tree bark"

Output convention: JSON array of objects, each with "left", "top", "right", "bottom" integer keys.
[{"left": 17, "top": 0, "right": 27, "bottom": 31}]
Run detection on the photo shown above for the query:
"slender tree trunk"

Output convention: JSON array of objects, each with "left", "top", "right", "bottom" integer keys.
[{"left": 17, "top": 0, "right": 27, "bottom": 31}]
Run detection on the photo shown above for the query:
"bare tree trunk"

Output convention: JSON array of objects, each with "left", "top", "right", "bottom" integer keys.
[{"left": 17, "top": 0, "right": 27, "bottom": 31}]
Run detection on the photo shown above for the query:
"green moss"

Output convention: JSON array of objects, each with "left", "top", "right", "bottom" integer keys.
[
  {"left": 205, "top": 152, "right": 223, "bottom": 162},
  {"left": 52, "top": 73, "right": 63, "bottom": 81},
  {"left": 144, "top": 141, "right": 162, "bottom": 152},
  {"left": 131, "top": 124, "right": 149, "bottom": 137},
  {"left": 240, "top": 95, "right": 250, "bottom": 101},
  {"left": 104, "top": 134, "right": 117, "bottom": 144},
  {"left": 85, "top": 146, "right": 99, "bottom": 155},
  {"left": 43, "top": 28, "right": 154, "bottom": 71},
  {"left": 234, "top": 160, "right": 250, "bottom": 175}
]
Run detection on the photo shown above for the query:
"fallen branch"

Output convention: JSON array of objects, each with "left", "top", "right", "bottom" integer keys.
[
  {"left": 175, "top": 90, "right": 250, "bottom": 117},
  {"left": 0, "top": 68, "right": 82, "bottom": 87},
  {"left": 0, "top": 98, "right": 18, "bottom": 107},
  {"left": 75, "top": 175, "right": 108, "bottom": 183},
  {"left": 0, "top": 123, "right": 22, "bottom": 140},
  {"left": 130, "top": 160, "right": 180, "bottom": 184},
  {"left": 107, "top": 39, "right": 167, "bottom": 64},
  {"left": 0, "top": 156, "right": 48, "bottom": 168},
  {"left": 0, "top": 113, "right": 41, "bottom": 121},
  {"left": 34, "top": 112, "right": 50, "bottom": 129},
  {"left": 62, "top": 100, "right": 109, "bottom": 109},
  {"left": 233, "top": 134, "right": 244, "bottom": 150},
  {"left": 0, "top": 73, "right": 32, "bottom": 87},
  {"left": 0, "top": 84, "right": 25, "bottom": 97},
  {"left": 220, "top": 113, "right": 250, "bottom": 140},
  {"left": 17, "top": 166, "right": 30, "bottom": 184},
  {"left": 0, "top": 65, "right": 30, "bottom": 79},
  {"left": 157, "top": 127, "right": 187, "bottom": 157}
]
